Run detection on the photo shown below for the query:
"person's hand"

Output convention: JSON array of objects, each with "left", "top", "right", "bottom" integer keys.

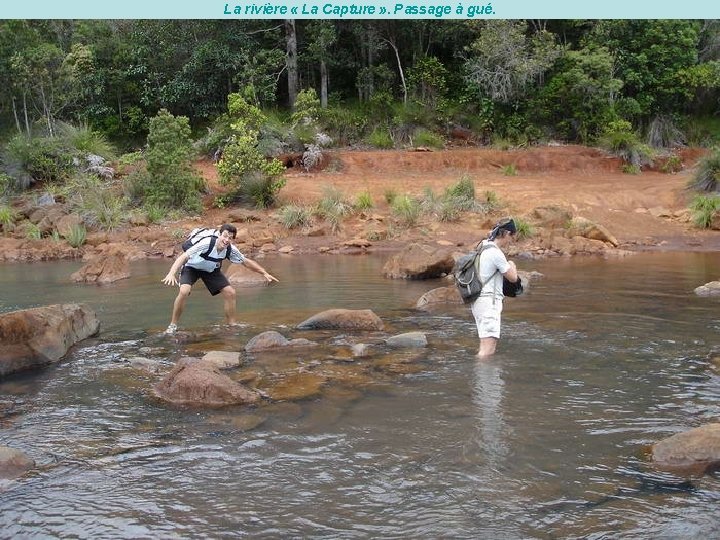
[
  {"left": 263, "top": 272, "right": 279, "bottom": 283},
  {"left": 162, "top": 273, "right": 178, "bottom": 286}
]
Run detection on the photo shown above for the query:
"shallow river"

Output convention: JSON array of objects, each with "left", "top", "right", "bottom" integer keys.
[{"left": 1, "top": 252, "right": 719, "bottom": 538}]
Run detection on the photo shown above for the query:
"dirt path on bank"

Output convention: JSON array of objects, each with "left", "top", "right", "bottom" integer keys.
[{"left": 198, "top": 145, "right": 718, "bottom": 253}]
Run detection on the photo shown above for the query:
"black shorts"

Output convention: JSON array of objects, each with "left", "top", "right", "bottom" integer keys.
[{"left": 179, "top": 266, "right": 230, "bottom": 296}]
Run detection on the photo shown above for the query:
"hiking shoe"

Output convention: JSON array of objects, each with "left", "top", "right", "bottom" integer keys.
[{"left": 164, "top": 323, "right": 177, "bottom": 335}]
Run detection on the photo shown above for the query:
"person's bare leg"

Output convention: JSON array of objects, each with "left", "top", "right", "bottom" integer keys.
[
  {"left": 221, "top": 285, "right": 237, "bottom": 324},
  {"left": 477, "top": 337, "right": 498, "bottom": 358},
  {"left": 170, "top": 284, "right": 192, "bottom": 325}
]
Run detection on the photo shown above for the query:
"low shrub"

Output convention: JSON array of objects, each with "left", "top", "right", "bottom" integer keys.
[
  {"left": 688, "top": 147, "right": 720, "bottom": 192},
  {"left": 690, "top": 194, "right": 720, "bottom": 228},
  {"left": 279, "top": 204, "right": 314, "bottom": 229},
  {"left": 366, "top": 128, "right": 394, "bottom": 149},
  {"left": 391, "top": 194, "right": 421, "bottom": 227},
  {"left": 63, "top": 223, "right": 87, "bottom": 247},
  {"left": 355, "top": 190, "right": 374, "bottom": 210}
]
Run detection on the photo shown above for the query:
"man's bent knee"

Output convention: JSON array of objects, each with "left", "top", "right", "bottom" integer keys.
[{"left": 221, "top": 286, "right": 236, "bottom": 299}]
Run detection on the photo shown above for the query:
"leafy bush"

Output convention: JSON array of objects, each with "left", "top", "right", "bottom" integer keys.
[
  {"left": 688, "top": 147, "right": 720, "bottom": 192},
  {"left": 446, "top": 174, "right": 475, "bottom": 200},
  {"left": 600, "top": 120, "right": 655, "bottom": 168},
  {"left": 660, "top": 154, "right": 683, "bottom": 174},
  {"left": 143, "top": 203, "right": 168, "bottom": 224},
  {"left": 218, "top": 95, "right": 286, "bottom": 207},
  {"left": 279, "top": 204, "right": 314, "bottom": 229},
  {"left": 62, "top": 223, "right": 87, "bottom": 247},
  {"left": 144, "top": 110, "right": 203, "bottom": 211},
  {"left": 689, "top": 194, "right": 720, "bottom": 228},
  {"left": 413, "top": 128, "right": 445, "bottom": 149},
  {"left": 4, "top": 134, "right": 73, "bottom": 188},
  {"left": 365, "top": 128, "right": 394, "bottom": 149}
]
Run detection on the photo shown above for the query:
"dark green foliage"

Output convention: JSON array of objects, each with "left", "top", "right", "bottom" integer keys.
[{"left": 141, "top": 109, "right": 203, "bottom": 211}]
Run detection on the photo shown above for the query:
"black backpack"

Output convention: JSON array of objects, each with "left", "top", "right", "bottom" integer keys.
[
  {"left": 453, "top": 244, "right": 496, "bottom": 304},
  {"left": 181, "top": 228, "right": 232, "bottom": 263},
  {"left": 454, "top": 244, "right": 523, "bottom": 303}
]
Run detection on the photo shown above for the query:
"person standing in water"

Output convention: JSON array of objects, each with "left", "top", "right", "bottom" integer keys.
[
  {"left": 471, "top": 218, "right": 519, "bottom": 357},
  {"left": 161, "top": 223, "right": 278, "bottom": 333}
]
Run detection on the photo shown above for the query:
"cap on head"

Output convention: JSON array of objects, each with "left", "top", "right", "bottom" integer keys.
[{"left": 489, "top": 218, "right": 517, "bottom": 240}]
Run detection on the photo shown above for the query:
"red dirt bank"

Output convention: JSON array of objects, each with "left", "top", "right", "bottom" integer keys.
[{"left": 1, "top": 145, "right": 718, "bottom": 264}]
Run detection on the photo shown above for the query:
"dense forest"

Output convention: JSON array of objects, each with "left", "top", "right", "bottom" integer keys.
[{"left": 1, "top": 19, "right": 720, "bottom": 230}]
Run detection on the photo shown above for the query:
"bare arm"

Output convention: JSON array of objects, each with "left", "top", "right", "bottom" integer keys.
[
  {"left": 242, "top": 257, "right": 279, "bottom": 283},
  {"left": 162, "top": 252, "right": 190, "bottom": 286},
  {"left": 502, "top": 260, "right": 518, "bottom": 283}
]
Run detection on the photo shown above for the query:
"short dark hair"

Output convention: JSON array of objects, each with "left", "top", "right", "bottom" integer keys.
[{"left": 219, "top": 223, "right": 237, "bottom": 238}]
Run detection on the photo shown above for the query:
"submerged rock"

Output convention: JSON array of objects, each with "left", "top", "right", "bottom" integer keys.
[
  {"left": 245, "top": 330, "right": 317, "bottom": 352},
  {"left": 297, "top": 309, "right": 384, "bottom": 331},
  {"left": 651, "top": 423, "right": 720, "bottom": 476},
  {"left": 0, "top": 446, "right": 34, "bottom": 480},
  {"left": 386, "top": 332, "right": 428, "bottom": 348},
  {"left": 0, "top": 303, "right": 100, "bottom": 377},
  {"left": 201, "top": 350, "right": 241, "bottom": 369},
  {"left": 261, "top": 372, "right": 327, "bottom": 401}
]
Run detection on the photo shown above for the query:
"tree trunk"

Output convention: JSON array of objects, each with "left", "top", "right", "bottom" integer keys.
[
  {"left": 12, "top": 97, "right": 22, "bottom": 134},
  {"left": 22, "top": 92, "right": 30, "bottom": 136},
  {"left": 320, "top": 59, "right": 328, "bottom": 108},
  {"left": 385, "top": 39, "right": 407, "bottom": 104},
  {"left": 285, "top": 19, "right": 298, "bottom": 109}
]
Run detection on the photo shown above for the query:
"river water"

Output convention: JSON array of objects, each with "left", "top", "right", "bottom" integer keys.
[{"left": 1, "top": 252, "right": 719, "bottom": 538}]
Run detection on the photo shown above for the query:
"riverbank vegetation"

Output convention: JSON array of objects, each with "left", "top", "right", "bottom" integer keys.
[{"left": 1, "top": 19, "right": 720, "bottom": 234}]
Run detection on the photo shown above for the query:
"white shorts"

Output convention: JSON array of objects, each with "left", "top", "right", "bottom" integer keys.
[{"left": 471, "top": 295, "right": 503, "bottom": 339}]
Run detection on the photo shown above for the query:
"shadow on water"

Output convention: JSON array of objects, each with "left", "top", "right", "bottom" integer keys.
[{"left": 1, "top": 251, "right": 719, "bottom": 538}]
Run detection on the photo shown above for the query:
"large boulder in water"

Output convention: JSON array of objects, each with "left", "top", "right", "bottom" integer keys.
[
  {"left": 297, "top": 309, "right": 384, "bottom": 331},
  {"left": 651, "top": 423, "right": 720, "bottom": 476},
  {"left": 153, "top": 358, "right": 260, "bottom": 408},
  {"left": 0, "top": 303, "right": 100, "bottom": 377},
  {"left": 71, "top": 253, "right": 130, "bottom": 284},
  {"left": 226, "top": 263, "right": 269, "bottom": 287},
  {"left": 694, "top": 281, "right": 720, "bottom": 297},
  {"left": 383, "top": 243, "right": 455, "bottom": 279}
]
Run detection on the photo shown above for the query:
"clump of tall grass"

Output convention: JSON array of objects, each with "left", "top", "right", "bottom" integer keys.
[
  {"left": 0, "top": 204, "right": 16, "bottom": 231},
  {"left": 513, "top": 217, "right": 534, "bottom": 239},
  {"left": 316, "top": 186, "right": 352, "bottom": 233},
  {"left": 688, "top": 147, "right": 720, "bottom": 193},
  {"left": 354, "top": 190, "right": 374, "bottom": 210},
  {"left": 62, "top": 223, "right": 87, "bottom": 248},
  {"left": 57, "top": 121, "right": 117, "bottom": 160},
  {"left": 391, "top": 194, "right": 421, "bottom": 227},
  {"left": 501, "top": 164, "right": 517, "bottom": 176},
  {"left": 279, "top": 204, "right": 314, "bottom": 229},
  {"left": 689, "top": 194, "right": 720, "bottom": 228}
]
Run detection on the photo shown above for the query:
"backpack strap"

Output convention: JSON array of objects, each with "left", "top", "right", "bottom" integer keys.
[
  {"left": 198, "top": 235, "right": 228, "bottom": 263},
  {"left": 474, "top": 242, "right": 500, "bottom": 293}
]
